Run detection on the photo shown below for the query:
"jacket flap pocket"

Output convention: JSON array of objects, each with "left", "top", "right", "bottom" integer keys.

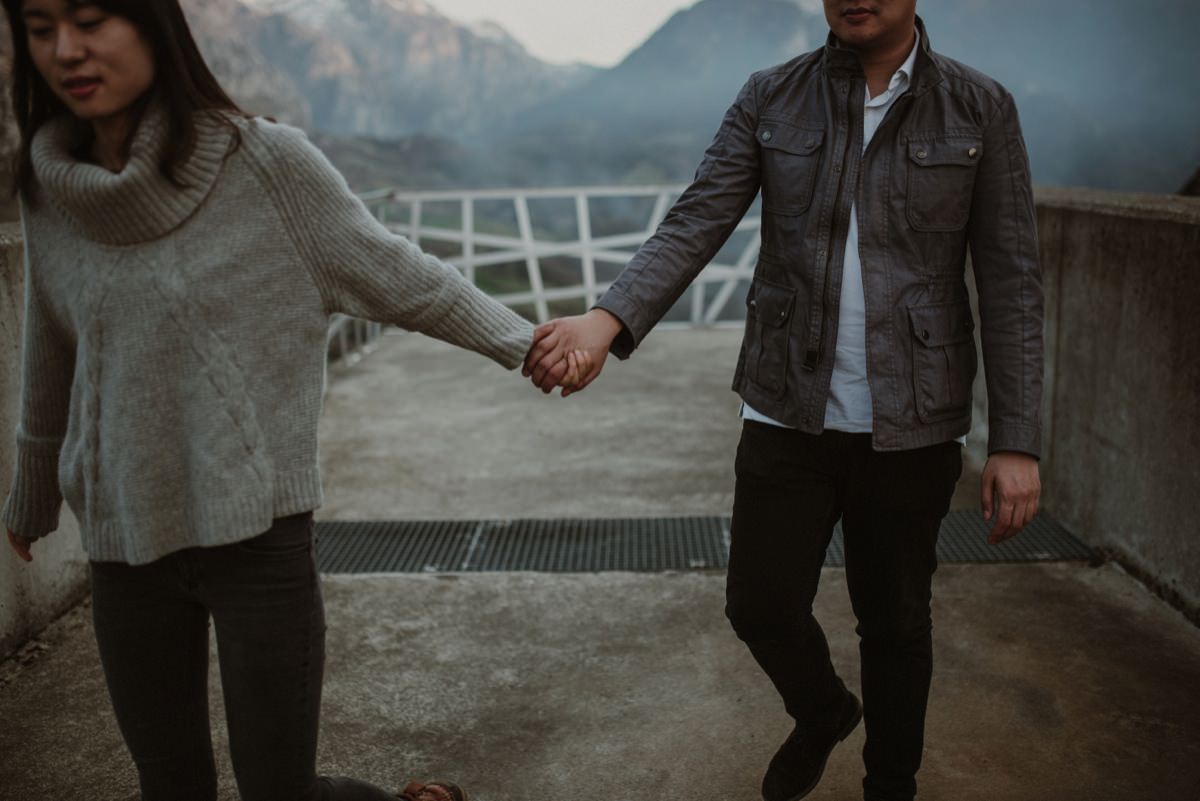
[
  {"left": 908, "top": 139, "right": 983, "bottom": 167},
  {"left": 758, "top": 123, "right": 824, "bottom": 156},
  {"left": 908, "top": 302, "right": 975, "bottom": 347},
  {"left": 748, "top": 279, "right": 796, "bottom": 328}
]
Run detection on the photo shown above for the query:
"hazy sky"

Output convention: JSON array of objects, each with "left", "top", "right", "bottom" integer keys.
[{"left": 424, "top": 0, "right": 700, "bottom": 67}]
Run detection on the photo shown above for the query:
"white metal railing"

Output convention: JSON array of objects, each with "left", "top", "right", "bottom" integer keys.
[{"left": 328, "top": 185, "right": 762, "bottom": 362}]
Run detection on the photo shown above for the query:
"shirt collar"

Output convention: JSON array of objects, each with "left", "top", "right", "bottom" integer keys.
[
  {"left": 867, "top": 28, "right": 921, "bottom": 106},
  {"left": 895, "top": 28, "right": 920, "bottom": 88}
]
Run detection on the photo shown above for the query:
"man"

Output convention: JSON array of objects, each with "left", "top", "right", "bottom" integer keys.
[{"left": 524, "top": 2, "right": 1043, "bottom": 799}]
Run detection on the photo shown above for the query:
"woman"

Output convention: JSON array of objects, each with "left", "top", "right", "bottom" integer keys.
[{"left": 1, "top": 1, "right": 585, "bottom": 798}]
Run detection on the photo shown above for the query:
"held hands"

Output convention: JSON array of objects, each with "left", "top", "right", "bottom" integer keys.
[
  {"left": 981, "top": 452, "right": 1041, "bottom": 545},
  {"left": 523, "top": 309, "right": 623, "bottom": 397},
  {"left": 7, "top": 529, "right": 33, "bottom": 563}
]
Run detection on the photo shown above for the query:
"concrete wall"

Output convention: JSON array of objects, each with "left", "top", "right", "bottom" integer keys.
[
  {"left": 0, "top": 223, "right": 88, "bottom": 661},
  {"left": 1034, "top": 188, "right": 1200, "bottom": 617},
  {"left": 968, "top": 189, "right": 1200, "bottom": 617}
]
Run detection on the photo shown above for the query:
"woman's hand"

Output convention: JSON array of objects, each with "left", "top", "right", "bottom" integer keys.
[
  {"left": 523, "top": 309, "right": 623, "bottom": 396},
  {"left": 7, "top": 530, "right": 34, "bottom": 563}
]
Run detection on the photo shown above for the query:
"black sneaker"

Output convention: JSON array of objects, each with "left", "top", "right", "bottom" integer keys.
[{"left": 761, "top": 692, "right": 863, "bottom": 801}]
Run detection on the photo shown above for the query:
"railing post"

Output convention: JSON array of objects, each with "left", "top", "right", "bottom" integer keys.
[
  {"left": 514, "top": 194, "right": 549, "bottom": 323},
  {"left": 409, "top": 200, "right": 422, "bottom": 246},
  {"left": 691, "top": 281, "right": 705, "bottom": 325},
  {"left": 576, "top": 192, "right": 597, "bottom": 308},
  {"left": 462, "top": 197, "right": 475, "bottom": 285},
  {"left": 704, "top": 232, "right": 759, "bottom": 325},
  {"left": 647, "top": 190, "right": 672, "bottom": 236}
]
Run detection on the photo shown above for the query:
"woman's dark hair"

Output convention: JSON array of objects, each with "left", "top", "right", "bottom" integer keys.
[{"left": 2, "top": 0, "right": 246, "bottom": 198}]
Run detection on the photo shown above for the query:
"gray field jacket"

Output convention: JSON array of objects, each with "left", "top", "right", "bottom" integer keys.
[{"left": 596, "top": 17, "right": 1044, "bottom": 457}]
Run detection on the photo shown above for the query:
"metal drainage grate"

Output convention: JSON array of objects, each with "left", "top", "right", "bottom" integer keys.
[{"left": 315, "top": 510, "right": 1093, "bottom": 574}]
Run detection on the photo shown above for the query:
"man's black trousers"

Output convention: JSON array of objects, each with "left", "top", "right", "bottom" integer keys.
[{"left": 726, "top": 421, "right": 963, "bottom": 801}]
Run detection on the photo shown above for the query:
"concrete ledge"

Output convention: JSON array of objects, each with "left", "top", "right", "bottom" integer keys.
[
  {"left": 0, "top": 222, "right": 89, "bottom": 660},
  {"left": 1035, "top": 185, "right": 1200, "bottom": 224}
]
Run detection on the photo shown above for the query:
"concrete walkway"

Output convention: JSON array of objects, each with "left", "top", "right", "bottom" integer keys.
[{"left": 2, "top": 331, "right": 1199, "bottom": 800}]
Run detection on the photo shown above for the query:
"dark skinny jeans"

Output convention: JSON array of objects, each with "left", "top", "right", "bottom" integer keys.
[
  {"left": 725, "top": 422, "right": 962, "bottom": 801},
  {"left": 90, "top": 512, "right": 398, "bottom": 801}
]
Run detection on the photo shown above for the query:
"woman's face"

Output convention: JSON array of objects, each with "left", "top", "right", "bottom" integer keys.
[{"left": 20, "top": 0, "right": 155, "bottom": 123}]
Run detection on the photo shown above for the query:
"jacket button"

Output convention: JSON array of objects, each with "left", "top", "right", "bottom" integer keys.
[
  {"left": 968, "top": 147, "right": 979, "bottom": 158},
  {"left": 916, "top": 149, "right": 928, "bottom": 159},
  {"left": 921, "top": 329, "right": 930, "bottom": 340},
  {"left": 750, "top": 299, "right": 758, "bottom": 309},
  {"left": 761, "top": 130, "right": 773, "bottom": 142}
]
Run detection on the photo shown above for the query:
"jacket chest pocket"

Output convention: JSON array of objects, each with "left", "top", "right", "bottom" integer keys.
[
  {"left": 907, "top": 301, "right": 978, "bottom": 422},
  {"left": 758, "top": 123, "right": 825, "bottom": 215},
  {"left": 905, "top": 138, "right": 982, "bottom": 232},
  {"left": 744, "top": 277, "right": 797, "bottom": 398}
]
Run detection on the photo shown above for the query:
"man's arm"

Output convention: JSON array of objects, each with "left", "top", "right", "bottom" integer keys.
[
  {"left": 967, "top": 90, "right": 1045, "bottom": 542},
  {"left": 526, "top": 75, "right": 765, "bottom": 390}
]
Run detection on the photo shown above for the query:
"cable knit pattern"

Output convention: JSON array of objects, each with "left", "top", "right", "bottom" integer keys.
[{"left": 2, "top": 109, "right": 534, "bottom": 564}]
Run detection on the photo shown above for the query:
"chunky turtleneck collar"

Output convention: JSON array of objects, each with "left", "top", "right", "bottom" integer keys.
[{"left": 30, "top": 105, "right": 234, "bottom": 246}]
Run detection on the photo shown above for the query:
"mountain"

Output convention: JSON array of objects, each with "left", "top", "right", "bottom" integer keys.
[
  {"left": 504, "top": 0, "right": 828, "bottom": 184},
  {"left": 237, "top": 0, "right": 597, "bottom": 138},
  {"left": 506, "top": 0, "right": 1200, "bottom": 192},
  {"left": 180, "top": 0, "right": 312, "bottom": 128},
  {"left": 2, "top": 0, "right": 1197, "bottom": 195},
  {"left": 916, "top": 0, "right": 1200, "bottom": 192}
]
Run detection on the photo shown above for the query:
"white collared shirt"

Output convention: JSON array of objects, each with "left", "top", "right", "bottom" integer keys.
[{"left": 743, "top": 31, "right": 921, "bottom": 433}]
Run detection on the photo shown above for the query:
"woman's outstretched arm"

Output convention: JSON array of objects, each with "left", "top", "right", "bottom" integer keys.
[{"left": 241, "top": 118, "right": 535, "bottom": 370}]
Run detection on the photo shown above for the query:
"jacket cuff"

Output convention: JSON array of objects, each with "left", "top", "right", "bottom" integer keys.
[
  {"left": 987, "top": 422, "right": 1042, "bottom": 460},
  {"left": 593, "top": 290, "right": 646, "bottom": 360},
  {"left": 2, "top": 445, "right": 63, "bottom": 539}
]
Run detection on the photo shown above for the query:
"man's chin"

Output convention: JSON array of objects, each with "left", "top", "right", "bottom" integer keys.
[{"left": 832, "top": 25, "right": 883, "bottom": 48}]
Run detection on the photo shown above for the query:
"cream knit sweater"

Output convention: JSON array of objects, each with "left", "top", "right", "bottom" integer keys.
[{"left": 2, "top": 108, "right": 534, "bottom": 564}]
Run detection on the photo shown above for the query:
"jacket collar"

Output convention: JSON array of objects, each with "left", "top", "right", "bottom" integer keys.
[{"left": 823, "top": 14, "right": 943, "bottom": 96}]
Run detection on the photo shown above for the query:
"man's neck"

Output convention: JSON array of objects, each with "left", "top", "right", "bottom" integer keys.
[{"left": 854, "top": 27, "right": 917, "bottom": 99}]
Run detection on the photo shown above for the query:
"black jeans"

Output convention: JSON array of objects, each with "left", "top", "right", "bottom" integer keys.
[
  {"left": 726, "top": 422, "right": 962, "bottom": 801},
  {"left": 90, "top": 512, "right": 397, "bottom": 801}
]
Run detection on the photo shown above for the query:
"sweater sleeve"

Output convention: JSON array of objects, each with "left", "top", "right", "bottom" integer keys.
[
  {"left": 241, "top": 120, "right": 534, "bottom": 369},
  {"left": 2, "top": 231, "right": 73, "bottom": 539}
]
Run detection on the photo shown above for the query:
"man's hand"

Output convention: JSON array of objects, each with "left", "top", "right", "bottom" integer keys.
[
  {"left": 7, "top": 530, "right": 33, "bottom": 563},
  {"left": 523, "top": 309, "right": 623, "bottom": 396},
  {"left": 559, "top": 350, "right": 593, "bottom": 392},
  {"left": 980, "top": 452, "right": 1040, "bottom": 545}
]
